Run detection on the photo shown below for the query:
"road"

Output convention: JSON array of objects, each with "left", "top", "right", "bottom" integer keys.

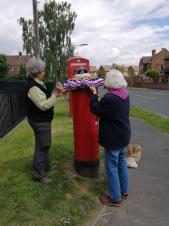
[
  {"left": 98, "top": 87, "right": 169, "bottom": 118},
  {"left": 129, "top": 89, "right": 169, "bottom": 118}
]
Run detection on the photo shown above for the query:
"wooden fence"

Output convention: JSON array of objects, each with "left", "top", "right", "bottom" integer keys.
[{"left": 126, "top": 78, "right": 169, "bottom": 90}]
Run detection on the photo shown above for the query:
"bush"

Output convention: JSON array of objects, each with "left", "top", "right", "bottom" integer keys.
[
  {"left": 0, "top": 54, "right": 9, "bottom": 78},
  {"left": 145, "top": 70, "right": 160, "bottom": 79},
  {"left": 2, "top": 64, "right": 27, "bottom": 80}
]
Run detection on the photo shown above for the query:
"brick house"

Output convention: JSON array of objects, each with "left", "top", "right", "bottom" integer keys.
[
  {"left": 163, "top": 54, "right": 169, "bottom": 78},
  {"left": 98, "top": 65, "right": 113, "bottom": 72},
  {"left": 6, "top": 52, "right": 30, "bottom": 75},
  {"left": 139, "top": 56, "right": 151, "bottom": 74},
  {"left": 128, "top": 66, "right": 139, "bottom": 77},
  {"left": 139, "top": 48, "right": 169, "bottom": 75},
  {"left": 89, "top": 66, "right": 97, "bottom": 74},
  {"left": 151, "top": 48, "right": 169, "bottom": 73},
  {"left": 97, "top": 65, "right": 113, "bottom": 78}
]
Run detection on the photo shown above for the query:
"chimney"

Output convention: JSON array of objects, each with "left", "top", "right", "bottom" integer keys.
[
  {"left": 152, "top": 49, "right": 156, "bottom": 57},
  {"left": 19, "top": 51, "right": 22, "bottom": 56}
]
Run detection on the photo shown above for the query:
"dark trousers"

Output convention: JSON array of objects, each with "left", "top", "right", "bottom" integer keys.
[{"left": 28, "top": 119, "right": 52, "bottom": 180}]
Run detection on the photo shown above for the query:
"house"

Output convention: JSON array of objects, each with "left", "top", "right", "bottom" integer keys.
[
  {"left": 89, "top": 66, "right": 97, "bottom": 74},
  {"left": 127, "top": 65, "right": 139, "bottom": 77},
  {"left": 163, "top": 54, "right": 169, "bottom": 78},
  {"left": 139, "top": 56, "right": 151, "bottom": 74},
  {"left": 97, "top": 65, "right": 113, "bottom": 78},
  {"left": 123, "top": 67, "right": 129, "bottom": 77},
  {"left": 131, "top": 66, "right": 139, "bottom": 76},
  {"left": 151, "top": 48, "right": 169, "bottom": 73},
  {"left": 98, "top": 65, "right": 113, "bottom": 72},
  {"left": 6, "top": 52, "right": 30, "bottom": 75},
  {"left": 139, "top": 48, "right": 169, "bottom": 75}
]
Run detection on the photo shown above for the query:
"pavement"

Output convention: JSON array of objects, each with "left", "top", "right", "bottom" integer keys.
[{"left": 84, "top": 118, "right": 169, "bottom": 226}]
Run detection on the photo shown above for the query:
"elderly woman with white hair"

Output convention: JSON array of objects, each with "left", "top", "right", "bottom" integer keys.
[
  {"left": 26, "top": 57, "right": 63, "bottom": 184},
  {"left": 90, "top": 69, "right": 131, "bottom": 207}
]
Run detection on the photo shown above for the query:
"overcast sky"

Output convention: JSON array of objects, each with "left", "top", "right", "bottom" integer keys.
[{"left": 0, "top": 0, "right": 169, "bottom": 67}]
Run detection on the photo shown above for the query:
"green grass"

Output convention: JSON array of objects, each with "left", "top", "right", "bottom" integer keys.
[
  {"left": 0, "top": 97, "right": 106, "bottom": 226},
  {"left": 131, "top": 106, "right": 169, "bottom": 134}
]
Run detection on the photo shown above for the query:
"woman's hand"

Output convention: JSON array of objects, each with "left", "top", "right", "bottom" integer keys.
[
  {"left": 90, "top": 86, "right": 97, "bottom": 95},
  {"left": 55, "top": 82, "right": 64, "bottom": 97}
]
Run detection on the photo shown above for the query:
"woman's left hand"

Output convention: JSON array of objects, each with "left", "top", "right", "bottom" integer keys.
[{"left": 90, "top": 86, "right": 97, "bottom": 95}]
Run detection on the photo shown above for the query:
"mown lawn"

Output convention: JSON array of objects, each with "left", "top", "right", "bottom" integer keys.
[
  {"left": 2, "top": 97, "right": 168, "bottom": 226},
  {"left": 0, "top": 97, "right": 106, "bottom": 226},
  {"left": 131, "top": 106, "right": 169, "bottom": 135}
]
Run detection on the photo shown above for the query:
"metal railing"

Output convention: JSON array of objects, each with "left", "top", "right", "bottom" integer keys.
[{"left": 0, "top": 80, "right": 27, "bottom": 138}]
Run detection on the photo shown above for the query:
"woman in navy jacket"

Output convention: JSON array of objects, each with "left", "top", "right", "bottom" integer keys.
[{"left": 90, "top": 69, "right": 131, "bottom": 206}]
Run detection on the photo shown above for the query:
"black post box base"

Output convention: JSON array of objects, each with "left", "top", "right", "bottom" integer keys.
[{"left": 74, "top": 159, "right": 100, "bottom": 178}]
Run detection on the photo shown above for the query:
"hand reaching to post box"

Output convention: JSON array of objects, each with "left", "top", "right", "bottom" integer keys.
[
  {"left": 90, "top": 86, "right": 97, "bottom": 95},
  {"left": 55, "top": 82, "right": 64, "bottom": 97}
]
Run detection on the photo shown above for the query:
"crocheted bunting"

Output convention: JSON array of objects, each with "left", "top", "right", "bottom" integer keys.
[{"left": 64, "top": 77, "right": 105, "bottom": 91}]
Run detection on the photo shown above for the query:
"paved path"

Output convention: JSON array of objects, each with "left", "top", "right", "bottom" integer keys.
[{"left": 84, "top": 118, "right": 169, "bottom": 226}]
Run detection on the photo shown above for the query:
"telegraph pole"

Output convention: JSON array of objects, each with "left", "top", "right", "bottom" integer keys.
[{"left": 32, "top": 0, "right": 40, "bottom": 57}]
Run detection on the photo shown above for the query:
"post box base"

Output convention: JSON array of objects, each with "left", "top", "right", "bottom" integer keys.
[{"left": 74, "top": 160, "right": 100, "bottom": 178}]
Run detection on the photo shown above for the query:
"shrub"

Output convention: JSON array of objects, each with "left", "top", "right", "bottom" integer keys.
[{"left": 145, "top": 70, "right": 160, "bottom": 79}]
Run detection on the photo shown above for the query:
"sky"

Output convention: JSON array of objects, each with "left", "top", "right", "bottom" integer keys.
[{"left": 0, "top": 0, "right": 169, "bottom": 68}]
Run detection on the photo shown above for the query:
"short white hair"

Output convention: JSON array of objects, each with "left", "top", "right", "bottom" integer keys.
[
  {"left": 27, "top": 57, "right": 46, "bottom": 78},
  {"left": 104, "top": 69, "right": 127, "bottom": 88}
]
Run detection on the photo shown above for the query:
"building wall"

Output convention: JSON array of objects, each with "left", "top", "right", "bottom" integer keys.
[
  {"left": 165, "top": 60, "right": 169, "bottom": 68},
  {"left": 9, "top": 65, "right": 19, "bottom": 75},
  {"left": 139, "top": 61, "right": 144, "bottom": 74},
  {"left": 139, "top": 60, "right": 151, "bottom": 74},
  {"left": 151, "top": 49, "right": 169, "bottom": 72}
]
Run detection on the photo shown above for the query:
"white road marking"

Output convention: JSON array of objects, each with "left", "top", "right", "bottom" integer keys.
[
  {"left": 150, "top": 92, "right": 169, "bottom": 96},
  {"left": 136, "top": 95, "right": 159, "bottom": 100},
  {"left": 154, "top": 113, "right": 168, "bottom": 118}
]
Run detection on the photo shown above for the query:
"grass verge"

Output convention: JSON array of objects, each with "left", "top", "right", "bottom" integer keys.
[
  {"left": 0, "top": 97, "right": 106, "bottom": 226},
  {"left": 131, "top": 106, "right": 169, "bottom": 134}
]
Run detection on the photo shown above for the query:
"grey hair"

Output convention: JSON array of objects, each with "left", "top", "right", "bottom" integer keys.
[
  {"left": 104, "top": 69, "right": 127, "bottom": 88},
  {"left": 27, "top": 57, "right": 46, "bottom": 78}
]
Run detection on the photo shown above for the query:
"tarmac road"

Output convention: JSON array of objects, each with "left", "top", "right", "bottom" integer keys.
[
  {"left": 129, "top": 89, "right": 169, "bottom": 118},
  {"left": 98, "top": 87, "right": 169, "bottom": 118}
]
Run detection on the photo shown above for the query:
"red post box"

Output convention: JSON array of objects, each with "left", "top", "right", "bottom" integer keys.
[
  {"left": 66, "top": 57, "right": 99, "bottom": 177},
  {"left": 67, "top": 57, "right": 90, "bottom": 116}
]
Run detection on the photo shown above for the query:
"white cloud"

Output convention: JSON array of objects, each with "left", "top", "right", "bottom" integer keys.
[{"left": 0, "top": 0, "right": 169, "bottom": 68}]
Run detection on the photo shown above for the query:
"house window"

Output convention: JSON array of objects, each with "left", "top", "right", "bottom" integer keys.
[
  {"left": 160, "top": 65, "right": 163, "bottom": 71},
  {"left": 9, "top": 66, "right": 14, "bottom": 72}
]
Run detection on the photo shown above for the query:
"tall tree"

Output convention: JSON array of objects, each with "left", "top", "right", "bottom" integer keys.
[{"left": 18, "top": 1, "right": 77, "bottom": 81}]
